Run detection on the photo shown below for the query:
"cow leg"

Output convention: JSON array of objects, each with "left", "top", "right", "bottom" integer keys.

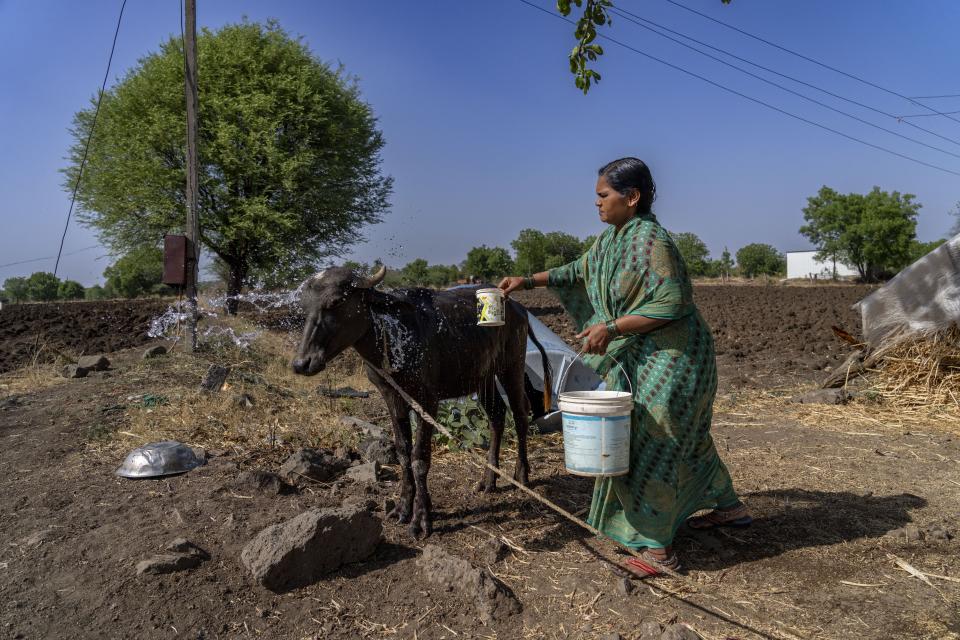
[
  {"left": 476, "top": 376, "right": 507, "bottom": 493},
  {"left": 409, "top": 399, "right": 436, "bottom": 538},
  {"left": 500, "top": 366, "right": 531, "bottom": 486},
  {"left": 369, "top": 374, "right": 414, "bottom": 524}
]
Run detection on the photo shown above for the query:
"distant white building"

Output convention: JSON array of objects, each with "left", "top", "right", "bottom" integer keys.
[{"left": 786, "top": 250, "right": 859, "bottom": 280}]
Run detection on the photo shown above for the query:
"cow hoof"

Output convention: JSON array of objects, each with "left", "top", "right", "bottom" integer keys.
[
  {"left": 513, "top": 465, "right": 530, "bottom": 486},
  {"left": 388, "top": 505, "right": 412, "bottom": 524},
  {"left": 409, "top": 517, "right": 432, "bottom": 539},
  {"left": 475, "top": 480, "right": 496, "bottom": 494}
]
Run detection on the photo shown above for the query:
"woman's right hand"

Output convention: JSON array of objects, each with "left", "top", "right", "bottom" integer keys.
[{"left": 498, "top": 276, "right": 525, "bottom": 298}]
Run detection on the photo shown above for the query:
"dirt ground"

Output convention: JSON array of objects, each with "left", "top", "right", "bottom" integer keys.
[{"left": 1, "top": 284, "right": 958, "bottom": 640}]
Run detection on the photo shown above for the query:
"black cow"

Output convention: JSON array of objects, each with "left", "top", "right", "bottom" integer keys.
[{"left": 291, "top": 265, "right": 552, "bottom": 538}]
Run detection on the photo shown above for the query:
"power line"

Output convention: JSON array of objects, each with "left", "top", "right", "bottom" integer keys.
[
  {"left": 517, "top": 0, "right": 960, "bottom": 177},
  {"left": 608, "top": 6, "right": 960, "bottom": 161},
  {"left": 909, "top": 94, "right": 960, "bottom": 100},
  {"left": 53, "top": 0, "right": 128, "bottom": 279},
  {"left": 609, "top": 5, "right": 960, "bottom": 149},
  {"left": 659, "top": 0, "right": 960, "bottom": 125},
  {"left": 898, "top": 109, "right": 960, "bottom": 119},
  {"left": 0, "top": 245, "right": 101, "bottom": 272}
]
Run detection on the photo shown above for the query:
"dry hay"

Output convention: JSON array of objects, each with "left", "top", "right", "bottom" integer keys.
[{"left": 867, "top": 325, "right": 960, "bottom": 410}]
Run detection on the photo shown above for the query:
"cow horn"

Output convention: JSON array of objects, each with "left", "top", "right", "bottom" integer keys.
[{"left": 359, "top": 265, "right": 387, "bottom": 288}]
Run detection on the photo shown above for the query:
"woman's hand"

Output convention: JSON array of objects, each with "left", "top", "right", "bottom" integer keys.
[
  {"left": 576, "top": 323, "right": 612, "bottom": 355},
  {"left": 498, "top": 276, "right": 525, "bottom": 298}
]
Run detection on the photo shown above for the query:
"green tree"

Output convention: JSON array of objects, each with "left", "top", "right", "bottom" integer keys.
[
  {"left": 85, "top": 284, "right": 112, "bottom": 300},
  {"left": 736, "top": 244, "right": 785, "bottom": 278},
  {"left": 717, "top": 246, "right": 734, "bottom": 279},
  {"left": 26, "top": 272, "right": 61, "bottom": 301},
  {"left": 2, "top": 277, "right": 30, "bottom": 303},
  {"left": 400, "top": 258, "right": 430, "bottom": 286},
  {"left": 908, "top": 238, "right": 946, "bottom": 263},
  {"left": 949, "top": 201, "right": 960, "bottom": 237},
  {"left": 426, "top": 264, "right": 459, "bottom": 288},
  {"left": 511, "top": 229, "right": 548, "bottom": 275},
  {"left": 800, "top": 186, "right": 920, "bottom": 281},
  {"left": 103, "top": 246, "right": 165, "bottom": 298},
  {"left": 670, "top": 232, "right": 710, "bottom": 277},
  {"left": 464, "top": 246, "right": 514, "bottom": 282},
  {"left": 58, "top": 280, "right": 86, "bottom": 300},
  {"left": 65, "top": 20, "right": 392, "bottom": 313}
]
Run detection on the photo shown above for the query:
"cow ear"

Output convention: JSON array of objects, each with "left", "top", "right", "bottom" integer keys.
[{"left": 358, "top": 265, "right": 387, "bottom": 289}]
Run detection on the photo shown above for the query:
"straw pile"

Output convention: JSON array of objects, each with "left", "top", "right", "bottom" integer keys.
[{"left": 867, "top": 325, "right": 960, "bottom": 410}]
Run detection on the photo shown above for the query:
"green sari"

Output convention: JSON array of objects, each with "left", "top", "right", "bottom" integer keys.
[{"left": 548, "top": 213, "right": 739, "bottom": 549}]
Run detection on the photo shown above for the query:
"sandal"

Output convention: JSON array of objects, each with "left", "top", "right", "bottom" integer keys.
[
  {"left": 623, "top": 550, "right": 682, "bottom": 578},
  {"left": 686, "top": 503, "right": 752, "bottom": 530}
]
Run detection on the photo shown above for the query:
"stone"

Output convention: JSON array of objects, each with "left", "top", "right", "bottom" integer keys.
[
  {"left": 638, "top": 621, "right": 662, "bottom": 640},
  {"left": 790, "top": 388, "right": 849, "bottom": 405},
  {"left": 359, "top": 436, "right": 398, "bottom": 465},
  {"left": 481, "top": 537, "right": 509, "bottom": 565},
  {"left": 143, "top": 345, "right": 168, "bottom": 359},
  {"left": 925, "top": 525, "right": 952, "bottom": 541},
  {"left": 661, "top": 624, "right": 700, "bottom": 640},
  {"left": 136, "top": 553, "right": 203, "bottom": 575},
  {"left": 19, "top": 528, "right": 56, "bottom": 547},
  {"left": 339, "top": 416, "right": 386, "bottom": 439},
  {"left": 600, "top": 634, "right": 623, "bottom": 640},
  {"left": 62, "top": 364, "right": 88, "bottom": 379},
  {"left": 164, "top": 538, "right": 210, "bottom": 559},
  {"left": 199, "top": 364, "right": 231, "bottom": 392},
  {"left": 317, "top": 386, "right": 370, "bottom": 399},
  {"left": 346, "top": 461, "right": 380, "bottom": 484},
  {"left": 279, "top": 448, "right": 350, "bottom": 485},
  {"left": 78, "top": 355, "right": 110, "bottom": 371},
  {"left": 615, "top": 576, "right": 635, "bottom": 596},
  {"left": 232, "top": 393, "right": 255, "bottom": 408},
  {"left": 240, "top": 505, "right": 382, "bottom": 591},
  {"left": 417, "top": 544, "right": 521, "bottom": 623},
  {"left": 235, "top": 470, "right": 293, "bottom": 495}
]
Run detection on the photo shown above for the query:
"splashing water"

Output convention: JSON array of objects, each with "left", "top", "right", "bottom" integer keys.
[{"left": 374, "top": 312, "right": 419, "bottom": 370}]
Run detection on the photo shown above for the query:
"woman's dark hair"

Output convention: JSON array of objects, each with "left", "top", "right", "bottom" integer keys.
[{"left": 598, "top": 157, "right": 657, "bottom": 215}]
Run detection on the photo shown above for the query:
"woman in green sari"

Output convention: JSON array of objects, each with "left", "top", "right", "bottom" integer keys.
[{"left": 499, "top": 158, "right": 750, "bottom": 576}]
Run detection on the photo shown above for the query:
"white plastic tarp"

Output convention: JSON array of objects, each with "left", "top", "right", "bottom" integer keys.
[{"left": 524, "top": 313, "right": 603, "bottom": 407}]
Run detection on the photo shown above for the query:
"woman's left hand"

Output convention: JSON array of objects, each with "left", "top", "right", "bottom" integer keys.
[{"left": 576, "top": 323, "right": 612, "bottom": 355}]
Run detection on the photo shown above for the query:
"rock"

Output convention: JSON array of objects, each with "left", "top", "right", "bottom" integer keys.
[
  {"left": 904, "top": 523, "right": 923, "bottom": 542},
  {"left": 925, "top": 525, "right": 952, "bottom": 541},
  {"left": 279, "top": 448, "right": 349, "bottom": 485},
  {"left": 143, "top": 345, "right": 168, "bottom": 359},
  {"left": 240, "top": 505, "right": 382, "bottom": 591},
  {"left": 19, "top": 528, "right": 56, "bottom": 547},
  {"left": 359, "top": 437, "right": 398, "bottom": 465},
  {"left": 638, "top": 621, "right": 662, "bottom": 640},
  {"left": 481, "top": 537, "right": 510, "bottom": 565},
  {"left": 661, "top": 624, "right": 700, "bottom": 640},
  {"left": 199, "top": 364, "right": 231, "bottom": 392},
  {"left": 346, "top": 462, "right": 380, "bottom": 484},
  {"left": 601, "top": 634, "right": 623, "bottom": 640},
  {"left": 317, "top": 386, "right": 370, "bottom": 399},
  {"left": 790, "top": 388, "right": 849, "bottom": 405},
  {"left": 164, "top": 538, "right": 210, "bottom": 559},
  {"left": 417, "top": 544, "right": 521, "bottom": 623},
  {"left": 136, "top": 553, "right": 203, "bottom": 575},
  {"left": 343, "top": 496, "right": 379, "bottom": 512},
  {"left": 235, "top": 470, "right": 294, "bottom": 495},
  {"left": 232, "top": 393, "right": 255, "bottom": 408},
  {"left": 78, "top": 355, "right": 110, "bottom": 371},
  {"left": 62, "top": 364, "right": 88, "bottom": 379},
  {"left": 821, "top": 349, "right": 865, "bottom": 388},
  {"left": 340, "top": 416, "right": 386, "bottom": 439},
  {"left": 615, "top": 576, "right": 635, "bottom": 596}
]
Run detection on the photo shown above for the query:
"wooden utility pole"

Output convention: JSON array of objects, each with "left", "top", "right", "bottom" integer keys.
[{"left": 184, "top": 0, "right": 200, "bottom": 351}]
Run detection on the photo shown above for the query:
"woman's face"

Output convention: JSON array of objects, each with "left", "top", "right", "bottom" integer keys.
[{"left": 595, "top": 175, "right": 640, "bottom": 227}]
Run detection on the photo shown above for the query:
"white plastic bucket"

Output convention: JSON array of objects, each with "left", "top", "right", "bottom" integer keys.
[
  {"left": 558, "top": 351, "right": 633, "bottom": 477},
  {"left": 476, "top": 288, "right": 505, "bottom": 326}
]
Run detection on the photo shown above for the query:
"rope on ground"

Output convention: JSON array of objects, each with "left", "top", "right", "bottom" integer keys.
[{"left": 366, "top": 362, "right": 806, "bottom": 640}]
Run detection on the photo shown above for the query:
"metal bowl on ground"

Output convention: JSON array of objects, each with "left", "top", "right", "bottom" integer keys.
[{"left": 115, "top": 441, "right": 207, "bottom": 479}]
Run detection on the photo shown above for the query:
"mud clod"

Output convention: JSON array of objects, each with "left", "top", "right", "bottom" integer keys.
[{"left": 417, "top": 544, "right": 521, "bottom": 623}]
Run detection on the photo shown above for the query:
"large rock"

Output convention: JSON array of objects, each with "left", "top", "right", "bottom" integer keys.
[
  {"left": 279, "top": 448, "right": 350, "bottom": 485},
  {"left": 346, "top": 461, "right": 380, "bottom": 484},
  {"left": 235, "top": 470, "right": 294, "bottom": 495},
  {"left": 359, "top": 437, "right": 398, "bottom": 465},
  {"left": 62, "top": 364, "right": 88, "bottom": 379},
  {"left": 240, "top": 506, "right": 382, "bottom": 591},
  {"left": 340, "top": 416, "right": 386, "bottom": 439},
  {"left": 143, "top": 345, "right": 168, "bottom": 359},
  {"left": 661, "top": 624, "right": 700, "bottom": 640},
  {"left": 78, "top": 355, "right": 110, "bottom": 371},
  {"left": 417, "top": 544, "right": 521, "bottom": 623},
  {"left": 199, "top": 364, "right": 230, "bottom": 392}
]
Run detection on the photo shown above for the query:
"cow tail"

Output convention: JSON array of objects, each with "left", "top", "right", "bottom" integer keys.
[{"left": 526, "top": 319, "right": 553, "bottom": 414}]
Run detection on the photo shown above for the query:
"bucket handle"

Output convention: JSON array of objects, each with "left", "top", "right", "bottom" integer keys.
[{"left": 558, "top": 345, "right": 634, "bottom": 398}]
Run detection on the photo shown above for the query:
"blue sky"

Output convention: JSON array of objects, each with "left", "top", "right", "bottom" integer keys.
[{"left": 1, "top": 0, "right": 958, "bottom": 286}]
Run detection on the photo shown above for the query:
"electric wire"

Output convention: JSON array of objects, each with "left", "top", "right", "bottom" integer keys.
[
  {"left": 0, "top": 245, "right": 101, "bottom": 272},
  {"left": 608, "top": 6, "right": 960, "bottom": 160},
  {"left": 53, "top": 0, "right": 128, "bottom": 279},
  {"left": 518, "top": 0, "right": 960, "bottom": 177},
  {"left": 609, "top": 5, "right": 960, "bottom": 149},
  {"left": 659, "top": 0, "right": 960, "bottom": 125}
]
